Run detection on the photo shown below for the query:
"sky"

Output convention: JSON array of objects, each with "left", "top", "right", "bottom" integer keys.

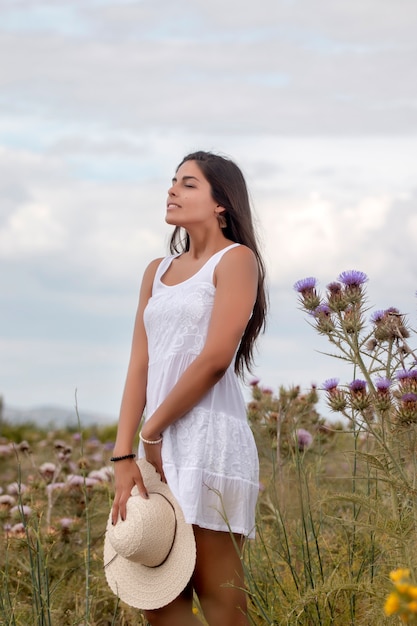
[{"left": 1, "top": 0, "right": 417, "bottom": 422}]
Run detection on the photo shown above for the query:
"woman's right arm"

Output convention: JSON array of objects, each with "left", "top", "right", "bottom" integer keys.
[{"left": 111, "top": 257, "right": 162, "bottom": 524}]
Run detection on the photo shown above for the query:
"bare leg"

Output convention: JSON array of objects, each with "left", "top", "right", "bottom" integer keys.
[
  {"left": 192, "top": 526, "right": 249, "bottom": 626},
  {"left": 143, "top": 583, "right": 202, "bottom": 626}
]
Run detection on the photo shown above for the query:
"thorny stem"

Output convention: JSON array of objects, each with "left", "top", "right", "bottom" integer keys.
[{"left": 300, "top": 278, "right": 417, "bottom": 573}]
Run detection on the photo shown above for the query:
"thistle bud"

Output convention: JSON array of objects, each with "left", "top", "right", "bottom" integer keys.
[
  {"left": 326, "top": 281, "right": 349, "bottom": 312},
  {"left": 372, "top": 308, "right": 410, "bottom": 342},
  {"left": 343, "top": 305, "right": 363, "bottom": 334},
  {"left": 312, "top": 304, "right": 335, "bottom": 334}
]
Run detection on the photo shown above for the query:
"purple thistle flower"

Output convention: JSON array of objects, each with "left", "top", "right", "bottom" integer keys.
[
  {"left": 59, "top": 517, "right": 75, "bottom": 529},
  {"left": 66, "top": 474, "right": 85, "bottom": 486},
  {"left": 294, "top": 277, "right": 321, "bottom": 310},
  {"left": 373, "top": 377, "right": 392, "bottom": 411},
  {"left": 293, "top": 277, "right": 317, "bottom": 293},
  {"left": 7, "top": 482, "right": 27, "bottom": 495},
  {"left": 370, "top": 310, "right": 385, "bottom": 324},
  {"left": 323, "top": 378, "right": 340, "bottom": 391},
  {"left": 10, "top": 504, "right": 32, "bottom": 518},
  {"left": 296, "top": 428, "right": 313, "bottom": 451},
  {"left": 397, "top": 369, "right": 417, "bottom": 393},
  {"left": 0, "top": 444, "right": 12, "bottom": 457},
  {"left": 0, "top": 495, "right": 16, "bottom": 507},
  {"left": 349, "top": 379, "right": 367, "bottom": 392},
  {"left": 8, "top": 523, "right": 25, "bottom": 536},
  {"left": 46, "top": 483, "right": 66, "bottom": 493},
  {"left": 39, "top": 462, "right": 57, "bottom": 481},
  {"left": 314, "top": 304, "right": 331, "bottom": 316},
  {"left": 398, "top": 392, "right": 417, "bottom": 423},
  {"left": 323, "top": 379, "right": 346, "bottom": 411},
  {"left": 397, "top": 369, "right": 411, "bottom": 380},
  {"left": 402, "top": 393, "right": 417, "bottom": 402},
  {"left": 375, "top": 377, "right": 391, "bottom": 391},
  {"left": 338, "top": 270, "right": 368, "bottom": 287},
  {"left": 348, "top": 379, "right": 370, "bottom": 410}
]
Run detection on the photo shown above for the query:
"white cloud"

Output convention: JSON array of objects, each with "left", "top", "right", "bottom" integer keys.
[
  {"left": 1, "top": 1, "right": 416, "bottom": 135},
  {"left": 0, "top": 201, "right": 66, "bottom": 256},
  {"left": 0, "top": 0, "right": 417, "bottom": 415}
]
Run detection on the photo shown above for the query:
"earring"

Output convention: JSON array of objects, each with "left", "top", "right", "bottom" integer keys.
[{"left": 216, "top": 212, "right": 227, "bottom": 229}]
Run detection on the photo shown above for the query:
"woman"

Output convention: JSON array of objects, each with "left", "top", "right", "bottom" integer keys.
[{"left": 111, "top": 150, "right": 267, "bottom": 625}]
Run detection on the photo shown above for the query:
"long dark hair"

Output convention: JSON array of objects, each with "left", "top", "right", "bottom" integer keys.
[{"left": 169, "top": 150, "right": 268, "bottom": 377}]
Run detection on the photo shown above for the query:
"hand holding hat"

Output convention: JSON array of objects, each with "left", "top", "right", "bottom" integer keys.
[{"left": 104, "top": 458, "right": 196, "bottom": 610}]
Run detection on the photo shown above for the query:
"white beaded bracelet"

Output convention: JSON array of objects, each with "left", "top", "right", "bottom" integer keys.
[{"left": 139, "top": 432, "right": 163, "bottom": 445}]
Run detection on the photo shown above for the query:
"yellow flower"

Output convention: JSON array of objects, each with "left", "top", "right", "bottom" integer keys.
[
  {"left": 408, "top": 586, "right": 417, "bottom": 600},
  {"left": 390, "top": 569, "right": 411, "bottom": 582},
  {"left": 396, "top": 583, "right": 411, "bottom": 595},
  {"left": 192, "top": 607, "right": 199, "bottom": 615},
  {"left": 408, "top": 600, "right": 417, "bottom": 613},
  {"left": 384, "top": 592, "right": 400, "bottom": 616}
]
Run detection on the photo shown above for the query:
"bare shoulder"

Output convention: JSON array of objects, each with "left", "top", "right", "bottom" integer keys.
[
  {"left": 140, "top": 257, "right": 164, "bottom": 293},
  {"left": 219, "top": 244, "right": 257, "bottom": 271},
  {"left": 144, "top": 257, "right": 165, "bottom": 277},
  {"left": 215, "top": 244, "right": 258, "bottom": 284}
]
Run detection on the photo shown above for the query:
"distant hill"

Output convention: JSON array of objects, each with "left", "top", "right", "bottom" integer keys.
[{"left": 2, "top": 405, "right": 117, "bottom": 429}]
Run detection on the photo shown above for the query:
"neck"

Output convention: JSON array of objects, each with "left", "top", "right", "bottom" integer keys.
[{"left": 186, "top": 228, "right": 230, "bottom": 259}]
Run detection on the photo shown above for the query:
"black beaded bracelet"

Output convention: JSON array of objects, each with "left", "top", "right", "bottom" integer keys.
[{"left": 110, "top": 453, "right": 136, "bottom": 462}]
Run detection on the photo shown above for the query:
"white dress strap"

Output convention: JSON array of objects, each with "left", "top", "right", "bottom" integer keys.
[
  {"left": 152, "top": 254, "right": 177, "bottom": 293},
  {"left": 201, "top": 243, "right": 241, "bottom": 284}
]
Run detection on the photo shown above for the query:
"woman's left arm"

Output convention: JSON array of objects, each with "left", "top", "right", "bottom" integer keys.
[{"left": 141, "top": 245, "right": 258, "bottom": 450}]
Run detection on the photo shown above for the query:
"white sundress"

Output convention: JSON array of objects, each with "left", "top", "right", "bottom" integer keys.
[{"left": 140, "top": 243, "right": 259, "bottom": 538}]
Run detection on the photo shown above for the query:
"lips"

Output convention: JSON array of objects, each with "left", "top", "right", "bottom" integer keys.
[{"left": 166, "top": 202, "right": 180, "bottom": 210}]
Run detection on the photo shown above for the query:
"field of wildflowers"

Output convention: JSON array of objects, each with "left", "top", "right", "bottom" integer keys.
[{"left": 1, "top": 270, "right": 417, "bottom": 624}]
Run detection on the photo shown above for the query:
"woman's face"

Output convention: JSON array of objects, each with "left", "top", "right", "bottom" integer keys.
[{"left": 166, "top": 160, "right": 219, "bottom": 229}]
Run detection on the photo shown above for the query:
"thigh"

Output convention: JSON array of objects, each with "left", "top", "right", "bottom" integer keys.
[
  {"left": 143, "top": 582, "right": 200, "bottom": 626},
  {"left": 192, "top": 526, "right": 249, "bottom": 626}
]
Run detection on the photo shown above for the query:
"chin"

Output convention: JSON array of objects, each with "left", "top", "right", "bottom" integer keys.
[
  {"left": 165, "top": 214, "right": 178, "bottom": 226},
  {"left": 165, "top": 214, "right": 185, "bottom": 227}
]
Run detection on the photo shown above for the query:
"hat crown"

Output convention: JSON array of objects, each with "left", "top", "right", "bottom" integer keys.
[{"left": 108, "top": 492, "right": 176, "bottom": 567}]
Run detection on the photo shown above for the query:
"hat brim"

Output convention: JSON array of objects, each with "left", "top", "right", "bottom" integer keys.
[{"left": 104, "top": 458, "right": 196, "bottom": 610}]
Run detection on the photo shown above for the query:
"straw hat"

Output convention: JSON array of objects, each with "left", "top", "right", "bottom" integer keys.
[{"left": 104, "top": 458, "right": 196, "bottom": 610}]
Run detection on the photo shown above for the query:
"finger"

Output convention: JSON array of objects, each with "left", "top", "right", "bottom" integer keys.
[
  {"left": 134, "top": 474, "right": 149, "bottom": 499},
  {"left": 111, "top": 501, "right": 120, "bottom": 526},
  {"left": 119, "top": 499, "right": 127, "bottom": 522},
  {"left": 152, "top": 461, "right": 166, "bottom": 483},
  {"left": 112, "top": 492, "right": 129, "bottom": 523},
  {"left": 158, "top": 464, "right": 167, "bottom": 483}
]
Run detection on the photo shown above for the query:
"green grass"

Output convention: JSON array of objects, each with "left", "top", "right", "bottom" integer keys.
[{"left": 0, "top": 394, "right": 406, "bottom": 625}]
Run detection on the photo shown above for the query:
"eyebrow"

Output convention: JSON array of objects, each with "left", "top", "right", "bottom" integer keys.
[{"left": 171, "top": 175, "right": 200, "bottom": 184}]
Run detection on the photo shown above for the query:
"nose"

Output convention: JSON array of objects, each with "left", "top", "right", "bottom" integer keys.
[{"left": 168, "top": 181, "right": 177, "bottom": 196}]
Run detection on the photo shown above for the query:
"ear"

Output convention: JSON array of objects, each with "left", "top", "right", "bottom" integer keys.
[{"left": 215, "top": 207, "right": 227, "bottom": 229}]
